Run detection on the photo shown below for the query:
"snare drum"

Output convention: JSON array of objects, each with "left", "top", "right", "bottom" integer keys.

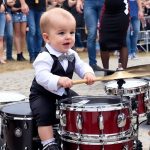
[
  {"left": 105, "top": 79, "right": 149, "bottom": 116},
  {"left": 0, "top": 101, "right": 42, "bottom": 150},
  {"left": 59, "top": 96, "right": 133, "bottom": 145}
]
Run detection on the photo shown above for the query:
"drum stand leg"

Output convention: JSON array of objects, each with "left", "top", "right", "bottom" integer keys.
[{"left": 133, "top": 114, "right": 143, "bottom": 150}]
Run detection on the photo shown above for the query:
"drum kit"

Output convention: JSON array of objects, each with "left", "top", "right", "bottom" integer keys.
[{"left": 0, "top": 64, "right": 149, "bottom": 150}]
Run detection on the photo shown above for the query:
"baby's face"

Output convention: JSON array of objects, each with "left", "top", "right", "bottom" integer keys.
[{"left": 46, "top": 17, "right": 76, "bottom": 53}]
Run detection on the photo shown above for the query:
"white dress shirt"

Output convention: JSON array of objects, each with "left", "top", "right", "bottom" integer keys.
[{"left": 33, "top": 43, "right": 94, "bottom": 96}]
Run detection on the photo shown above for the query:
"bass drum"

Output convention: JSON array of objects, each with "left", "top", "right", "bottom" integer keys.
[{"left": 0, "top": 101, "right": 42, "bottom": 150}]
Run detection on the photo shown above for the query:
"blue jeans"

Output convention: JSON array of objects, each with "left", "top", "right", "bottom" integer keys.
[
  {"left": 0, "top": 13, "right": 6, "bottom": 36},
  {"left": 26, "top": 9, "right": 43, "bottom": 60},
  {"left": 126, "top": 16, "right": 140, "bottom": 55},
  {"left": 84, "top": 0, "right": 104, "bottom": 66},
  {"left": 5, "top": 13, "right": 13, "bottom": 59}
]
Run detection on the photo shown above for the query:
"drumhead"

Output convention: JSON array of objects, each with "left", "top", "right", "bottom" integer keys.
[
  {"left": 105, "top": 79, "right": 149, "bottom": 96},
  {"left": 0, "top": 102, "right": 32, "bottom": 118},
  {"left": 105, "top": 79, "right": 148, "bottom": 89},
  {"left": 60, "top": 96, "right": 129, "bottom": 111},
  {"left": 0, "top": 91, "right": 27, "bottom": 103}
]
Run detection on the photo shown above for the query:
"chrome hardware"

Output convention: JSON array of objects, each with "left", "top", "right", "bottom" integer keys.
[
  {"left": 60, "top": 113, "right": 66, "bottom": 127},
  {"left": 76, "top": 114, "right": 82, "bottom": 130},
  {"left": 14, "top": 128, "right": 22, "bottom": 137},
  {"left": 122, "top": 145, "right": 128, "bottom": 150},
  {"left": 24, "top": 122, "right": 28, "bottom": 129},
  {"left": 56, "top": 109, "right": 60, "bottom": 119},
  {"left": 117, "top": 113, "right": 126, "bottom": 128},
  {"left": 99, "top": 115, "right": 104, "bottom": 130}
]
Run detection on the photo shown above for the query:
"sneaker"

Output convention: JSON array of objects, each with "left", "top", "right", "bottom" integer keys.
[
  {"left": 90, "top": 64, "right": 102, "bottom": 71},
  {"left": 114, "top": 50, "right": 119, "bottom": 56},
  {"left": 128, "top": 54, "right": 133, "bottom": 60},
  {"left": 43, "top": 143, "right": 59, "bottom": 150},
  {"left": 132, "top": 53, "right": 138, "bottom": 60},
  {"left": 7, "top": 57, "right": 15, "bottom": 61},
  {"left": 30, "top": 57, "right": 35, "bottom": 63}
]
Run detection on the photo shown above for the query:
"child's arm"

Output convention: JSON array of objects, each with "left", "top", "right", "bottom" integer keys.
[{"left": 58, "top": 76, "right": 73, "bottom": 88}]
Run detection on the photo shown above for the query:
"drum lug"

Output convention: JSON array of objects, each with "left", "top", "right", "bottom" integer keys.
[
  {"left": 122, "top": 145, "right": 128, "bottom": 150},
  {"left": 24, "top": 122, "right": 28, "bottom": 129},
  {"left": 76, "top": 114, "right": 82, "bottom": 130},
  {"left": 60, "top": 113, "right": 66, "bottom": 127},
  {"left": 98, "top": 115, "right": 104, "bottom": 130},
  {"left": 117, "top": 113, "right": 126, "bottom": 128}
]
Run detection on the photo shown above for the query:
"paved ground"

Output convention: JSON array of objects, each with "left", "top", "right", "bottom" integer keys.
[{"left": 0, "top": 52, "right": 150, "bottom": 149}]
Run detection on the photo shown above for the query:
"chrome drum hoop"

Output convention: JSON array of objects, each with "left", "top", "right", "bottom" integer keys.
[
  {"left": 105, "top": 79, "right": 149, "bottom": 96},
  {"left": 60, "top": 128, "right": 134, "bottom": 144},
  {"left": 60, "top": 101, "right": 130, "bottom": 112},
  {"left": 61, "top": 134, "right": 135, "bottom": 145}
]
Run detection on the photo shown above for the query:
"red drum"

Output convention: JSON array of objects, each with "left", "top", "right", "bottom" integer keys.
[
  {"left": 59, "top": 96, "right": 133, "bottom": 145},
  {"left": 105, "top": 79, "right": 149, "bottom": 116}
]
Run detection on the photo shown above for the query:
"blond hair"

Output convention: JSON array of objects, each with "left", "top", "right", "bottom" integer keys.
[{"left": 40, "top": 7, "right": 76, "bottom": 34}]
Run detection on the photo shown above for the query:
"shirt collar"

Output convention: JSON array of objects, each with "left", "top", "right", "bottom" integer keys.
[{"left": 45, "top": 43, "right": 72, "bottom": 57}]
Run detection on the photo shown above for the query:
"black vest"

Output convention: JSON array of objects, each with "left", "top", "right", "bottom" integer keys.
[{"left": 30, "top": 48, "right": 75, "bottom": 97}]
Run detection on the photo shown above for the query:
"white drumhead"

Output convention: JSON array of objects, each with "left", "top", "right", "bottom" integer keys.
[
  {"left": 105, "top": 79, "right": 148, "bottom": 89},
  {"left": 0, "top": 91, "right": 27, "bottom": 103}
]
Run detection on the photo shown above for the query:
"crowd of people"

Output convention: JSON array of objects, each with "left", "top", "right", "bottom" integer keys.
[{"left": 0, "top": 0, "right": 149, "bottom": 65}]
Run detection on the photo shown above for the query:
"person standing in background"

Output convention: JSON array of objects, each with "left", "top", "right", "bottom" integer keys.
[
  {"left": 63, "top": 0, "right": 87, "bottom": 52},
  {"left": 20, "top": 0, "right": 47, "bottom": 63},
  {"left": 127, "top": 0, "right": 144, "bottom": 60},
  {"left": 11, "top": 0, "right": 27, "bottom": 61},
  {"left": 76, "top": 0, "right": 104, "bottom": 71},
  {"left": 0, "top": 2, "right": 7, "bottom": 64},
  {"left": 4, "top": 0, "right": 14, "bottom": 61},
  {"left": 99, "top": 0, "right": 130, "bottom": 71}
]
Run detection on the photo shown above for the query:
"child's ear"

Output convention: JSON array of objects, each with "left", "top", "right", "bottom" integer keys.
[{"left": 42, "top": 33, "right": 49, "bottom": 42}]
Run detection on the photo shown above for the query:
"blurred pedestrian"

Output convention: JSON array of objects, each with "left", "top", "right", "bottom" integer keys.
[
  {"left": 0, "top": 2, "right": 7, "bottom": 64},
  {"left": 127, "top": 0, "right": 144, "bottom": 60},
  {"left": 11, "top": 0, "right": 27, "bottom": 61},
  {"left": 76, "top": 0, "right": 104, "bottom": 71},
  {"left": 20, "top": 0, "right": 47, "bottom": 63},
  {"left": 99, "top": 0, "right": 130, "bottom": 71}
]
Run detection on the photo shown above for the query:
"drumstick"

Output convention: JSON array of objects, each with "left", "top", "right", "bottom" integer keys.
[{"left": 72, "top": 77, "right": 104, "bottom": 85}]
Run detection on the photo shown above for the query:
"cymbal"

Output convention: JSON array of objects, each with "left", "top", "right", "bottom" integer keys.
[
  {"left": 126, "top": 64, "right": 150, "bottom": 73},
  {"left": 73, "top": 70, "right": 150, "bottom": 85},
  {"left": 101, "top": 70, "right": 150, "bottom": 81}
]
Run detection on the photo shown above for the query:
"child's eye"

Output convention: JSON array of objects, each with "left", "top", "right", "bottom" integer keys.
[
  {"left": 70, "top": 32, "right": 75, "bottom": 35},
  {"left": 58, "top": 32, "right": 65, "bottom": 35}
]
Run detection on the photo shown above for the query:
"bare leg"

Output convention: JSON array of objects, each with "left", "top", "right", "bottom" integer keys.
[
  {"left": 0, "top": 37, "right": 6, "bottom": 64},
  {"left": 100, "top": 51, "right": 110, "bottom": 69},
  {"left": 38, "top": 126, "right": 54, "bottom": 141},
  {"left": 119, "top": 46, "right": 128, "bottom": 69}
]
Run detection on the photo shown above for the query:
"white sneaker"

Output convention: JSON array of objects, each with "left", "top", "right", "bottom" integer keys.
[
  {"left": 114, "top": 50, "right": 119, "bottom": 56},
  {"left": 128, "top": 54, "right": 133, "bottom": 60},
  {"left": 132, "top": 53, "right": 138, "bottom": 60}
]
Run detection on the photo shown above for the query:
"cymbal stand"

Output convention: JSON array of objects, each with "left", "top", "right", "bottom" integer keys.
[{"left": 117, "top": 79, "right": 125, "bottom": 98}]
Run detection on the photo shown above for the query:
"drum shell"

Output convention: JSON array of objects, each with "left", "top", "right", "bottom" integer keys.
[
  {"left": 0, "top": 102, "right": 42, "bottom": 150},
  {"left": 59, "top": 96, "right": 132, "bottom": 139},
  {"left": 1, "top": 118, "right": 33, "bottom": 150},
  {"left": 105, "top": 79, "right": 149, "bottom": 115},
  {"left": 61, "top": 108, "right": 131, "bottom": 135}
]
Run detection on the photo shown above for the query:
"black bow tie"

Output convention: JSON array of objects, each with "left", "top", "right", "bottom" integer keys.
[{"left": 58, "top": 53, "right": 75, "bottom": 62}]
